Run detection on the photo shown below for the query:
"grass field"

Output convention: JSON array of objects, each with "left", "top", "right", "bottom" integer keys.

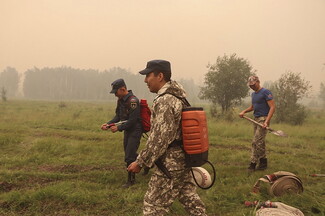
[{"left": 0, "top": 100, "right": 324, "bottom": 216}]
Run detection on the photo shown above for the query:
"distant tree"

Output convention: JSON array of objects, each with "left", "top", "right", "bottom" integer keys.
[
  {"left": 262, "top": 80, "right": 275, "bottom": 90},
  {"left": 1, "top": 87, "right": 7, "bottom": 102},
  {"left": 0, "top": 67, "right": 20, "bottom": 97},
  {"left": 270, "top": 71, "right": 312, "bottom": 125},
  {"left": 319, "top": 82, "right": 325, "bottom": 106},
  {"left": 199, "top": 53, "right": 255, "bottom": 113}
]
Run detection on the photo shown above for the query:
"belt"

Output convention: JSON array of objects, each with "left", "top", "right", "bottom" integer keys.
[{"left": 168, "top": 139, "right": 182, "bottom": 148}]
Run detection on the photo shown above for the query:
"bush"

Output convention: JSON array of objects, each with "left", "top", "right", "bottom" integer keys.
[
  {"left": 275, "top": 104, "right": 307, "bottom": 125},
  {"left": 58, "top": 102, "right": 67, "bottom": 108},
  {"left": 1, "top": 87, "right": 7, "bottom": 102},
  {"left": 270, "top": 72, "right": 311, "bottom": 125},
  {"left": 209, "top": 104, "right": 236, "bottom": 122}
]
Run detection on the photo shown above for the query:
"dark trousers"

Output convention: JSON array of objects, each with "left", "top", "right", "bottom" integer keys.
[{"left": 123, "top": 127, "right": 142, "bottom": 167}]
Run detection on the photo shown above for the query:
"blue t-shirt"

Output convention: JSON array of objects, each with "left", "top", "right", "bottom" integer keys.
[{"left": 251, "top": 88, "right": 273, "bottom": 117}]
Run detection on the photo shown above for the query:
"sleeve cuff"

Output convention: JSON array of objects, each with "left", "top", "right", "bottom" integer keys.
[{"left": 135, "top": 159, "right": 143, "bottom": 168}]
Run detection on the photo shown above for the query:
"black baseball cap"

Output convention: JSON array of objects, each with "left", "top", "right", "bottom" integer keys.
[
  {"left": 110, "top": 78, "right": 126, "bottom": 94},
  {"left": 139, "top": 60, "right": 171, "bottom": 75}
]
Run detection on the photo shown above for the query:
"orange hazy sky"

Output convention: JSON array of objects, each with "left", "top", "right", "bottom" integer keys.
[{"left": 1, "top": 0, "right": 324, "bottom": 92}]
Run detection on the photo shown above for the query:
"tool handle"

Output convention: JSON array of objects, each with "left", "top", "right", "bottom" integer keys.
[{"left": 242, "top": 116, "right": 270, "bottom": 130}]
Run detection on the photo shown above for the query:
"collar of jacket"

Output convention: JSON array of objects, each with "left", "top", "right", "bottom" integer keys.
[
  {"left": 156, "top": 81, "right": 171, "bottom": 97},
  {"left": 121, "top": 90, "right": 133, "bottom": 102}
]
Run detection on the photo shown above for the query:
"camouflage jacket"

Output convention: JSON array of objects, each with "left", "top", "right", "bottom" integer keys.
[{"left": 136, "top": 81, "right": 188, "bottom": 171}]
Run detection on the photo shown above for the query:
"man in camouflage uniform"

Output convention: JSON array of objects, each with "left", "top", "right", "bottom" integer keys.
[
  {"left": 128, "top": 60, "right": 207, "bottom": 215},
  {"left": 239, "top": 76, "right": 275, "bottom": 171},
  {"left": 101, "top": 78, "right": 142, "bottom": 188}
]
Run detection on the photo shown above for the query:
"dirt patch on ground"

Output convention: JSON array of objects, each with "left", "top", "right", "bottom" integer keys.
[
  {"left": 0, "top": 176, "right": 57, "bottom": 192},
  {"left": 38, "top": 164, "right": 120, "bottom": 173},
  {"left": 210, "top": 143, "right": 250, "bottom": 151},
  {"left": 0, "top": 181, "right": 15, "bottom": 192},
  {"left": 32, "top": 129, "right": 105, "bottom": 142}
]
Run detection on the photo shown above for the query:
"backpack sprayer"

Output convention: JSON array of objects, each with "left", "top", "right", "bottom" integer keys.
[
  {"left": 182, "top": 107, "right": 209, "bottom": 167},
  {"left": 182, "top": 107, "right": 216, "bottom": 189}
]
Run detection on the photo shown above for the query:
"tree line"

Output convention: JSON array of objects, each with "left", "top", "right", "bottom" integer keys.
[
  {"left": 1, "top": 54, "right": 324, "bottom": 125},
  {"left": 0, "top": 66, "right": 201, "bottom": 103}
]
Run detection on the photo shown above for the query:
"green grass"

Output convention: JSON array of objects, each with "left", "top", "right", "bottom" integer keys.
[{"left": 0, "top": 100, "right": 324, "bottom": 215}]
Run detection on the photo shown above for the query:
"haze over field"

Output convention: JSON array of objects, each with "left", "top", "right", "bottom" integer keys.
[{"left": 1, "top": 0, "right": 324, "bottom": 92}]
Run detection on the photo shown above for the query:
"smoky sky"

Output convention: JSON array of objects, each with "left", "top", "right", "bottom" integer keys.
[{"left": 0, "top": 0, "right": 324, "bottom": 92}]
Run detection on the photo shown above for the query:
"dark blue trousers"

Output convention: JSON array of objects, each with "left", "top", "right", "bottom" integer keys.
[{"left": 123, "top": 127, "right": 142, "bottom": 167}]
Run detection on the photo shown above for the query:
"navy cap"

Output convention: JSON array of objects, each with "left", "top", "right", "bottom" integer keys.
[
  {"left": 139, "top": 60, "right": 171, "bottom": 75},
  {"left": 110, "top": 78, "right": 126, "bottom": 94}
]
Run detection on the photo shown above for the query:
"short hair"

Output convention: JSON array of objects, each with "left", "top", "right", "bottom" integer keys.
[{"left": 153, "top": 70, "right": 171, "bottom": 82}]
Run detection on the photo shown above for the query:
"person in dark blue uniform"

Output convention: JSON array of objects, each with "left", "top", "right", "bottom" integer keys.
[{"left": 101, "top": 78, "right": 142, "bottom": 188}]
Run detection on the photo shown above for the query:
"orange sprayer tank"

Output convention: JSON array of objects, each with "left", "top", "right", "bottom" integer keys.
[{"left": 182, "top": 107, "right": 209, "bottom": 167}]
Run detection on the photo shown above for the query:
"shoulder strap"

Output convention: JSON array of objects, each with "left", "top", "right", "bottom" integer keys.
[{"left": 158, "top": 92, "right": 191, "bottom": 107}]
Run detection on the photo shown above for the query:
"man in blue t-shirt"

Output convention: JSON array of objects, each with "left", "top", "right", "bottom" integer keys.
[{"left": 239, "top": 76, "right": 275, "bottom": 171}]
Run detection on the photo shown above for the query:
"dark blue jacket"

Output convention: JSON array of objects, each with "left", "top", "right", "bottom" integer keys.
[{"left": 108, "top": 90, "right": 141, "bottom": 131}]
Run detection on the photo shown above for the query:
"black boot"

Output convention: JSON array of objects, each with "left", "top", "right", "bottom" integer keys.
[
  {"left": 122, "top": 172, "right": 135, "bottom": 188},
  {"left": 130, "top": 172, "right": 135, "bottom": 184},
  {"left": 256, "top": 158, "right": 267, "bottom": 170},
  {"left": 248, "top": 162, "right": 256, "bottom": 172}
]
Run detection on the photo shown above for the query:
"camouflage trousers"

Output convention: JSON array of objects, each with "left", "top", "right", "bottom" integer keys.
[
  {"left": 250, "top": 116, "right": 268, "bottom": 163},
  {"left": 143, "top": 168, "right": 207, "bottom": 216}
]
